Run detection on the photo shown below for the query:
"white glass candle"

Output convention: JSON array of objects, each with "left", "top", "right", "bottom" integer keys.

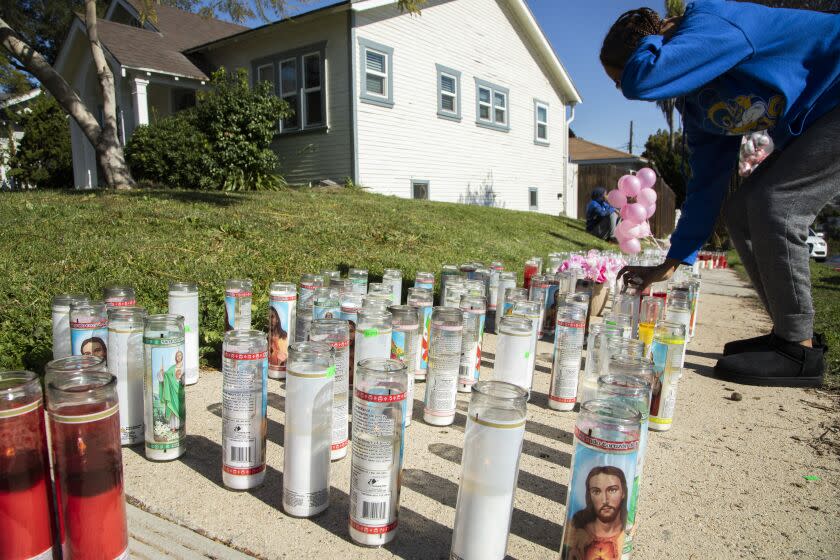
[
  {"left": 70, "top": 301, "right": 108, "bottom": 359},
  {"left": 108, "top": 306, "right": 147, "bottom": 446},
  {"left": 512, "top": 300, "right": 540, "bottom": 384},
  {"left": 52, "top": 293, "right": 88, "bottom": 360},
  {"left": 458, "top": 295, "right": 486, "bottom": 393},
  {"left": 310, "top": 319, "right": 350, "bottom": 460},
  {"left": 103, "top": 285, "right": 136, "bottom": 308},
  {"left": 388, "top": 305, "right": 419, "bottom": 427},
  {"left": 492, "top": 317, "right": 533, "bottom": 394},
  {"left": 225, "top": 279, "right": 252, "bottom": 331},
  {"left": 494, "top": 272, "right": 517, "bottom": 332},
  {"left": 549, "top": 304, "right": 586, "bottom": 411},
  {"left": 168, "top": 282, "right": 200, "bottom": 385},
  {"left": 283, "top": 342, "right": 334, "bottom": 516},
  {"left": 383, "top": 269, "right": 403, "bottom": 305},
  {"left": 423, "top": 307, "right": 463, "bottom": 426},
  {"left": 649, "top": 322, "right": 686, "bottom": 432},
  {"left": 451, "top": 381, "right": 527, "bottom": 560},
  {"left": 268, "top": 282, "right": 296, "bottom": 380},
  {"left": 406, "top": 287, "right": 433, "bottom": 381},
  {"left": 349, "top": 268, "right": 369, "bottom": 295},
  {"left": 354, "top": 310, "right": 392, "bottom": 373},
  {"left": 298, "top": 273, "right": 323, "bottom": 308},
  {"left": 143, "top": 314, "right": 186, "bottom": 461},
  {"left": 222, "top": 330, "right": 268, "bottom": 490}
]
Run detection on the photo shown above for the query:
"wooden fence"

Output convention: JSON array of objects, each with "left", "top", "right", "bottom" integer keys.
[{"left": 576, "top": 163, "right": 676, "bottom": 239}]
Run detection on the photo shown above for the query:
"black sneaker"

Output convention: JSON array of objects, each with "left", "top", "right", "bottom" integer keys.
[
  {"left": 722, "top": 332, "right": 772, "bottom": 355},
  {"left": 714, "top": 334, "right": 825, "bottom": 387}
]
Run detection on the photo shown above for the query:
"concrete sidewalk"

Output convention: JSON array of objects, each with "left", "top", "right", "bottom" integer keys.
[{"left": 122, "top": 268, "right": 840, "bottom": 559}]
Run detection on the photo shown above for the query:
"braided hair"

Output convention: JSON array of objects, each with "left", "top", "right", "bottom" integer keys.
[{"left": 600, "top": 8, "right": 663, "bottom": 70}]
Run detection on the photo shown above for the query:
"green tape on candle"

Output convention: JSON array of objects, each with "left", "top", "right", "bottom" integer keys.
[
  {"left": 184, "top": 325, "right": 192, "bottom": 333},
  {"left": 326, "top": 365, "right": 336, "bottom": 378},
  {"left": 363, "top": 328, "right": 379, "bottom": 337},
  {"left": 524, "top": 351, "right": 530, "bottom": 359}
]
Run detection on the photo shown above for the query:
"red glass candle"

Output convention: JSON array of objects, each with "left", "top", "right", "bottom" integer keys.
[
  {"left": 523, "top": 259, "right": 539, "bottom": 291},
  {"left": 0, "top": 370, "right": 55, "bottom": 560},
  {"left": 46, "top": 371, "right": 128, "bottom": 560}
]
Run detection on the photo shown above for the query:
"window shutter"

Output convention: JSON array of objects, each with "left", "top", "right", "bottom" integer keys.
[{"left": 366, "top": 51, "right": 386, "bottom": 73}]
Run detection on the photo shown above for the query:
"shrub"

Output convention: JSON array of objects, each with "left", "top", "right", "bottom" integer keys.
[
  {"left": 8, "top": 94, "right": 73, "bottom": 189},
  {"left": 126, "top": 68, "right": 290, "bottom": 191}
]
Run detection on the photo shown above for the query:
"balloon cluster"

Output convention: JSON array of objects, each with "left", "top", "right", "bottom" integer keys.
[
  {"left": 606, "top": 167, "right": 658, "bottom": 255},
  {"left": 738, "top": 131, "right": 774, "bottom": 177}
]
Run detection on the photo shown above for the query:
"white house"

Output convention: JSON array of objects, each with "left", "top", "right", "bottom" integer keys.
[
  {"left": 0, "top": 88, "right": 43, "bottom": 188},
  {"left": 56, "top": 0, "right": 582, "bottom": 216}
]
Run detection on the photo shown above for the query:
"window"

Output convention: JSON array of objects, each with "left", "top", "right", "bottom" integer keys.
[
  {"left": 359, "top": 38, "right": 394, "bottom": 108},
  {"left": 436, "top": 64, "right": 461, "bottom": 121},
  {"left": 251, "top": 42, "right": 327, "bottom": 133},
  {"left": 529, "top": 187, "right": 538, "bottom": 211},
  {"left": 534, "top": 100, "right": 549, "bottom": 144},
  {"left": 412, "top": 180, "right": 429, "bottom": 200},
  {"left": 474, "top": 78, "right": 510, "bottom": 132}
]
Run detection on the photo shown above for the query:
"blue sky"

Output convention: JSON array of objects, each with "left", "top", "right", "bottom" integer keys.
[{"left": 241, "top": 0, "right": 669, "bottom": 153}]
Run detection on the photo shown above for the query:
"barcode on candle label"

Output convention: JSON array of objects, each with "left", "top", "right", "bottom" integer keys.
[
  {"left": 362, "top": 501, "right": 387, "bottom": 520},
  {"left": 229, "top": 445, "right": 252, "bottom": 463}
]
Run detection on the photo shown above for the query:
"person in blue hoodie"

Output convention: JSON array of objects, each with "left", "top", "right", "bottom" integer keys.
[
  {"left": 586, "top": 187, "right": 618, "bottom": 240},
  {"left": 601, "top": 1, "right": 839, "bottom": 387}
]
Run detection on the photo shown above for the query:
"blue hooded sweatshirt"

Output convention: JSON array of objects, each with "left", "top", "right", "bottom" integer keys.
[{"left": 621, "top": 0, "right": 840, "bottom": 264}]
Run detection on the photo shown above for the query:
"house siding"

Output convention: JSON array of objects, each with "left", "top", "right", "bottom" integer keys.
[
  {"left": 353, "top": 0, "right": 571, "bottom": 215},
  {"left": 202, "top": 10, "right": 353, "bottom": 185}
]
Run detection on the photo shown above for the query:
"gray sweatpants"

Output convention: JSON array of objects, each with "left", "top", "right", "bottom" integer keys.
[{"left": 724, "top": 104, "right": 840, "bottom": 342}]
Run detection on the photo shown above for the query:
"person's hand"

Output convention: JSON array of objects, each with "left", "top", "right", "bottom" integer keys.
[{"left": 618, "top": 258, "right": 681, "bottom": 293}]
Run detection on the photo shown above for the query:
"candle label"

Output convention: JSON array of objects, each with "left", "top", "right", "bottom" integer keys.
[
  {"left": 269, "top": 294, "right": 296, "bottom": 376},
  {"left": 222, "top": 350, "right": 268, "bottom": 476},
  {"left": 310, "top": 335, "right": 350, "bottom": 453},
  {"left": 313, "top": 304, "right": 340, "bottom": 321},
  {"left": 561, "top": 428, "right": 639, "bottom": 560},
  {"left": 299, "top": 283, "right": 319, "bottom": 307},
  {"left": 424, "top": 323, "right": 462, "bottom": 417},
  {"left": 169, "top": 291, "right": 200, "bottom": 384},
  {"left": 649, "top": 338, "right": 684, "bottom": 426},
  {"left": 225, "top": 290, "right": 252, "bottom": 331},
  {"left": 70, "top": 319, "right": 108, "bottom": 359},
  {"left": 414, "top": 280, "right": 434, "bottom": 291},
  {"left": 144, "top": 335, "right": 186, "bottom": 451},
  {"left": 350, "top": 388, "right": 406, "bottom": 534},
  {"left": 543, "top": 283, "right": 560, "bottom": 333},
  {"left": 550, "top": 321, "right": 585, "bottom": 404},
  {"left": 417, "top": 306, "right": 433, "bottom": 376},
  {"left": 105, "top": 297, "right": 137, "bottom": 307}
]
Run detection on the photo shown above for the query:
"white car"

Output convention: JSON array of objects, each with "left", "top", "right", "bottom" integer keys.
[{"left": 808, "top": 228, "right": 828, "bottom": 261}]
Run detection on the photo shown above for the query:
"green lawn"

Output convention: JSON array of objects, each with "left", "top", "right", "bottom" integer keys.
[
  {"left": 0, "top": 188, "right": 609, "bottom": 372},
  {"left": 728, "top": 250, "right": 839, "bottom": 389}
]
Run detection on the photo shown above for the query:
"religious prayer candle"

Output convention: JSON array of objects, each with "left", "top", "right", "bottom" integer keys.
[
  {"left": 283, "top": 342, "right": 334, "bottom": 517},
  {"left": 355, "top": 309, "right": 392, "bottom": 387},
  {"left": 548, "top": 304, "right": 586, "bottom": 411},
  {"left": 368, "top": 282, "right": 394, "bottom": 303},
  {"left": 407, "top": 287, "right": 433, "bottom": 381},
  {"left": 388, "top": 305, "right": 420, "bottom": 427},
  {"left": 321, "top": 269, "right": 341, "bottom": 283},
  {"left": 577, "top": 323, "right": 606, "bottom": 406},
  {"left": 363, "top": 294, "right": 392, "bottom": 312},
  {"left": 600, "top": 337, "right": 646, "bottom": 377},
  {"left": 267, "top": 282, "right": 296, "bottom": 380},
  {"left": 102, "top": 285, "right": 136, "bottom": 308},
  {"left": 295, "top": 303, "right": 313, "bottom": 344},
  {"left": 70, "top": 301, "right": 108, "bottom": 359},
  {"left": 542, "top": 274, "right": 561, "bottom": 339},
  {"left": 459, "top": 262, "right": 478, "bottom": 280},
  {"left": 143, "top": 314, "right": 186, "bottom": 461},
  {"left": 523, "top": 258, "right": 540, "bottom": 290},
  {"left": 649, "top": 322, "right": 686, "bottom": 432},
  {"left": 612, "top": 292, "right": 640, "bottom": 339},
  {"left": 383, "top": 269, "right": 403, "bottom": 305},
  {"left": 487, "top": 261, "right": 504, "bottom": 316},
  {"left": 340, "top": 292, "right": 363, "bottom": 386},
  {"left": 311, "top": 320, "right": 350, "bottom": 460},
  {"left": 349, "top": 358, "right": 408, "bottom": 546},
  {"left": 107, "top": 306, "right": 147, "bottom": 446},
  {"left": 349, "top": 268, "right": 369, "bottom": 295},
  {"left": 492, "top": 317, "right": 533, "bottom": 394},
  {"left": 299, "top": 273, "right": 323, "bottom": 308},
  {"left": 444, "top": 279, "right": 468, "bottom": 309},
  {"left": 45, "top": 356, "right": 106, "bottom": 380},
  {"left": 47, "top": 370, "right": 129, "bottom": 560},
  {"left": 0, "top": 371, "right": 56, "bottom": 560},
  {"left": 664, "top": 292, "right": 692, "bottom": 350},
  {"left": 167, "top": 282, "right": 200, "bottom": 385},
  {"left": 637, "top": 297, "right": 663, "bottom": 356},
  {"left": 423, "top": 307, "right": 464, "bottom": 426},
  {"left": 440, "top": 265, "right": 460, "bottom": 306},
  {"left": 604, "top": 312, "right": 633, "bottom": 340},
  {"left": 528, "top": 275, "right": 548, "bottom": 339},
  {"left": 458, "top": 295, "right": 487, "bottom": 393},
  {"left": 501, "top": 287, "right": 528, "bottom": 323},
  {"left": 560, "top": 400, "right": 641, "bottom": 560},
  {"left": 225, "top": 279, "right": 253, "bottom": 331},
  {"left": 331, "top": 278, "right": 354, "bottom": 295},
  {"left": 52, "top": 293, "right": 88, "bottom": 360},
  {"left": 222, "top": 330, "right": 268, "bottom": 490},
  {"left": 494, "top": 272, "right": 517, "bottom": 332},
  {"left": 512, "top": 301, "right": 541, "bottom": 387},
  {"left": 414, "top": 271, "right": 435, "bottom": 292},
  {"left": 687, "top": 274, "right": 701, "bottom": 339},
  {"left": 313, "top": 287, "right": 341, "bottom": 321},
  {"left": 450, "top": 381, "right": 527, "bottom": 560}
]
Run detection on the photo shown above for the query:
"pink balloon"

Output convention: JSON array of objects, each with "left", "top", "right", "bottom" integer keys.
[
  {"left": 619, "top": 175, "right": 642, "bottom": 198},
  {"left": 636, "top": 167, "right": 657, "bottom": 190},
  {"left": 615, "top": 220, "right": 633, "bottom": 240},
  {"left": 637, "top": 221, "right": 651, "bottom": 237},
  {"left": 645, "top": 203, "right": 656, "bottom": 218},
  {"left": 606, "top": 189, "right": 627, "bottom": 209},
  {"left": 636, "top": 187, "right": 657, "bottom": 206},
  {"left": 622, "top": 202, "right": 648, "bottom": 224},
  {"left": 619, "top": 237, "right": 642, "bottom": 255},
  {"left": 626, "top": 223, "right": 645, "bottom": 239}
]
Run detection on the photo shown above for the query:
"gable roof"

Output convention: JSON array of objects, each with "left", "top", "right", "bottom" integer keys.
[{"left": 569, "top": 138, "right": 645, "bottom": 164}]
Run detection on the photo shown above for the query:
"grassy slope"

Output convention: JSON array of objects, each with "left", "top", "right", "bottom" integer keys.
[
  {"left": 727, "top": 251, "right": 839, "bottom": 389},
  {"left": 0, "top": 189, "right": 609, "bottom": 371}
]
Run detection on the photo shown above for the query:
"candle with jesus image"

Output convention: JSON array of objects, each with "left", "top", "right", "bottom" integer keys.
[{"left": 143, "top": 314, "right": 186, "bottom": 461}]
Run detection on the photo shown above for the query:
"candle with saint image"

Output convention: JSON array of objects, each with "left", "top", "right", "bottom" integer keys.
[
  {"left": 0, "top": 370, "right": 56, "bottom": 560},
  {"left": 107, "top": 306, "right": 147, "bottom": 446},
  {"left": 458, "top": 295, "right": 486, "bottom": 393},
  {"left": 267, "top": 282, "right": 297, "bottom": 380},
  {"left": 52, "top": 293, "right": 88, "bottom": 359},
  {"left": 423, "top": 307, "right": 463, "bottom": 426},
  {"left": 283, "top": 342, "right": 334, "bottom": 516},
  {"left": 349, "top": 358, "right": 408, "bottom": 546},
  {"left": 222, "top": 330, "right": 268, "bottom": 490},
  {"left": 168, "top": 282, "right": 200, "bottom": 385},
  {"left": 47, "top": 370, "right": 129, "bottom": 560},
  {"left": 143, "top": 314, "right": 186, "bottom": 461},
  {"left": 70, "top": 301, "right": 108, "bottom": 359},
  {"left": 388, "top": 305, "right": 420, "bottom": 426},
  {"left": 225, "top": 279, "right": 252, "bottom": 331},
  {"left": 406, "top": 287, "right": 433, "bottom": 381},
  {"left": 648, "top": 322, "right": 686, "bottom": 432},
  {"left": 313, "top": 287, "right": 341, "bottom": 321},
  {"left": 310, "top": 319, "right": 351, "bottom": 460},
  {"left": 450, "top": 381, "right": 527, "bottom": 559},
  {"left": 494, "top": 272, "right": 517, "bottom": 332}
]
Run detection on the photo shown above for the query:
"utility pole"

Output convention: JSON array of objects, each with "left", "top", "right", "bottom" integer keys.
[{"left": 628, "top": 120, "right": 634, "bottom": 154}]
